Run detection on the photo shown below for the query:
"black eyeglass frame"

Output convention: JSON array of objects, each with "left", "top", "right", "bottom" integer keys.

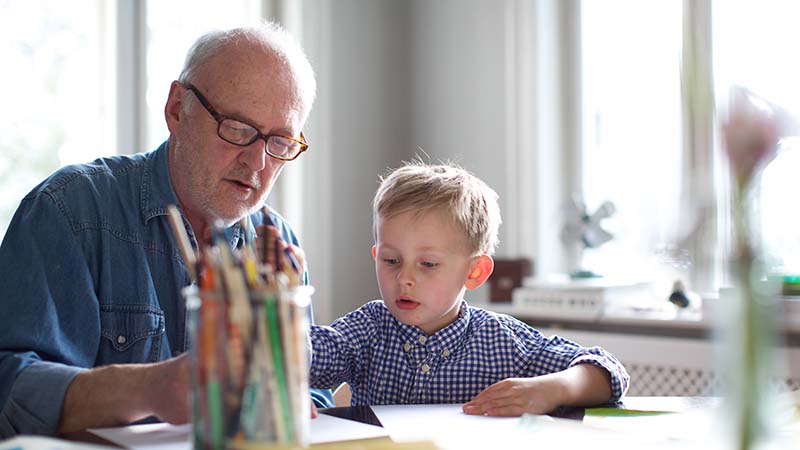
[{"left": 183, "top": 82, "right": 308, "bottom": 161}]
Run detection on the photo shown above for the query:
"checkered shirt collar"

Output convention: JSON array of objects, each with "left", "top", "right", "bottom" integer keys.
[{"left": 391, "top": 299, "right": 472, "bottom": 353}]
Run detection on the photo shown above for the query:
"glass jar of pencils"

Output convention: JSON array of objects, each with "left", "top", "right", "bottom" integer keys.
[{"left": 185, "top": 282, "right": 313, "bottom": 450}]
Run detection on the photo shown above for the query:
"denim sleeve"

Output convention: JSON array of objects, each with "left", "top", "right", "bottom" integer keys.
[
  {"left": 0, "top": 192, "right": 101, "bottom": 437},
  {"left": 0, "top": 362, "right": 83, "bottom": 437}
]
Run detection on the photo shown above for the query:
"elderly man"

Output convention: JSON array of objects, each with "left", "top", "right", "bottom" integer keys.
[{"left": 0, "top": 23, "right": 331, "bottom": 437}]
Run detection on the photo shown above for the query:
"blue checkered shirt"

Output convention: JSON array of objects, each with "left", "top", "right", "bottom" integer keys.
[{"left": 309, "top": 300, "right": 629, "bottom": 405}]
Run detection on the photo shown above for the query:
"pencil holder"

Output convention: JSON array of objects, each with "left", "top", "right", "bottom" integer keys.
[{"left": 185, "top": 284, "right": 313, "bottom": 450}]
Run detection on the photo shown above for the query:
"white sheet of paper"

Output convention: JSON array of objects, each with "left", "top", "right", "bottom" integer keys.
[
  {"left": 88, "top": 423, "right": 191, "bottom": 450},
  {"left": 312, "top": 412, "right": 389, "bottom": 443},
  {"left": 88, "top": 413, "right": 389, "bottom": 449},
  {"left": 370, "top": 404, "right": 523, "bottom": 446},
  {"left": 370, "top": 404, "right": 724, "bottom": 450},
  {"left": 0, "top": 435, "right": 117, "bottom": 450}
]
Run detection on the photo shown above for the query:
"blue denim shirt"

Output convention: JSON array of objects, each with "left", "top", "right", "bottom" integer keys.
[{"left": 0, "top": 141, "right": 332, "bottom": 437}]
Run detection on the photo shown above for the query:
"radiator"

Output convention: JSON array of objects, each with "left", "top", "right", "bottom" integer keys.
[{"left": 537, "top": 328, "right": 800, "bottom": 396}]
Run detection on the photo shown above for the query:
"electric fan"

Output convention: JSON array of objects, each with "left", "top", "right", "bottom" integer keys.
[{"left": 560, "top": 196, "right": 616, "bottom": 278}]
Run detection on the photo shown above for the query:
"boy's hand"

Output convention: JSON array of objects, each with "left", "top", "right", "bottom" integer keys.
[
  {"left": 462, "top": 365, "right": 613, "bottom": 417},
  {"left": 462, "top": 376, "right": 564, "bottom": 417}
]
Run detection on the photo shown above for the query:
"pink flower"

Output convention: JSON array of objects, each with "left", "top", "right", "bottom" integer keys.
[{"left": 721, "top": 87, "right": 779, "bottom": 188}]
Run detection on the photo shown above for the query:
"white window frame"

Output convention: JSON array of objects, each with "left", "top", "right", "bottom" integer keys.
[{"left": 108, "top": 0, "right": 148, "bottom": 156}]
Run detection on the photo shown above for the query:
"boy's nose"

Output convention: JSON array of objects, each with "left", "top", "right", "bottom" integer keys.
[{"left": 397, "top": 266, "right": 415, "bottom": 287}]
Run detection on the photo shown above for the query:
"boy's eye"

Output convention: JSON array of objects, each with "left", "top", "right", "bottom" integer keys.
[
  {"left": 421, "top": 261, "right": 439, "bottom": 268},
  {"left": 383, "top": 258, "right": 399, "bottom": 265}
]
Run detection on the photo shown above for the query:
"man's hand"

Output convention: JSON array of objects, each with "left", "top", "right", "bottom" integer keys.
[
  {"left": 462, "top": 376, "right": 564, "bottom": 417},
  {"left": 58, "top": 354, "right": 190, "bottom": 433},
  {"left": 258, "top": 221, "right": 307, "bottom": 275},
  {"left": 144, "top": 354, "right": 191, "bottom": 424}
]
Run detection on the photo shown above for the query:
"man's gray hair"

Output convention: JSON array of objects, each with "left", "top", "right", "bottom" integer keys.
[{"left": 178, "top": 21, "right": 316, "bottom": 106}]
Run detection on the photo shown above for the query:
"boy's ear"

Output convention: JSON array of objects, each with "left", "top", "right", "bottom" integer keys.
[
  {"left": 371, "top": 245, "right": 377, "bottom": 261},
  {"left": 465, "top": 255, "right": 494, "bottom": 290}
]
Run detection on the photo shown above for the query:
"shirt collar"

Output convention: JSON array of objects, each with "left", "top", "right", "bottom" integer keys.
[
  {"left": 140, "top": 140, "right": 180, "bottom": 224},
  {"left": 393, "top": 299, "right": 472, "bottom": 352}
]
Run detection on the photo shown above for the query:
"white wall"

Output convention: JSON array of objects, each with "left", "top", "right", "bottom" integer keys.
[
  {"left": 406, "top": 0, "right": 514, "bottom": 306},
  {"left": 302, "top": 0, "right": 413, "bottom": 322},
  {"left": 302, "top": 0, "right": 562, "bottom": 323}
]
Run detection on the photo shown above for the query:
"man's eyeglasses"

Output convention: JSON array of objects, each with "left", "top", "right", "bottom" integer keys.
[{"left": 184, "top": 83, "right": 308, "bottom": 161}]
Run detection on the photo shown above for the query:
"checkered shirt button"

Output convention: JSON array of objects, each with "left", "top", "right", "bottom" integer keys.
[
  {"left": 421, "top": 363, "right": 430, "bottom": 373},
  {"left": 442, "top": 348, "right": 450, "bottom": 357},
  {"left": 403, "top": 342, "right": 412, "bottom": 352},
  {"left": 418, "top": 336, "right": 427, "bottom": 345}
]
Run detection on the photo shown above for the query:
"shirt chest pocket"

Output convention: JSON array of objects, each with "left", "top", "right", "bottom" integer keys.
[{"left": 98, "top": 304, "right": 166, "bottom": 364}]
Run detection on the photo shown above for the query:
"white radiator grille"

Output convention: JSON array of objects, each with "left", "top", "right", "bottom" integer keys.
[
  {"left": 625, "top": 364, "right": 718, "bottom": 396},
  {"left": 538, "top": 328, "right": 800, "bottom": 397}
]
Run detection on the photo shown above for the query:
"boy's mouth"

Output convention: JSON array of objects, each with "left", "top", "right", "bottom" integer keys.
[{"left": 395, "top": 297, "right": 420, "bottom": 310}]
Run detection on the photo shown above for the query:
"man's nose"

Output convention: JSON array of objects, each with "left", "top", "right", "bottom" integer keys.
[{"left": 237, "top": 139, "right": 267, "bottom": 171}]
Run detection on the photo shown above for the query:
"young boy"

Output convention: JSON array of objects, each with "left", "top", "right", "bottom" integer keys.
[{"left": 309, "top": 162, "right": 629, "bottom": 416}]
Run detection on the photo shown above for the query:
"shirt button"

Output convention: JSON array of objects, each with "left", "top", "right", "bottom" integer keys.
[
  {"left": 442, "top": 348, "right": 450, "bottom": 357},
  {"left": 418, "top": 336, "right": 427, "bottom": 345},
  {"left": 421, "top": 363, "right": 430, "bottom": 373},
  {"left": 117, "top": 335, "right": 127, "bottom": 345},
  {"left": 403, "top": 343, "right": 412, "bottom": 352}
]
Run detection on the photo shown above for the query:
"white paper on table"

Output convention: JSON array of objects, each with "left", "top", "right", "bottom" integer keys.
[
  {"left": 370, "top": 404, "right": 728, "bottom": 450},
  {"left": 88, "top": 423, "right": 191, "bottom": 450},
  {"left": 0, "top": 435, "right": 117, "bottom": 450},
  {"left": 370, "top": 404, "right": 523, "bottom": 446},
  {"left": 311, "top": 412, "right": 389, "bottom": 443},
  {"left": 88, "top": 414, "right": 389, "bottom": 448}
]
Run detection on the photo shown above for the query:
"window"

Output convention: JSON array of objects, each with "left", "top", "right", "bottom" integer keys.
[
  {"left": 579, "top": 0, "right": 684, "bottom": 288},
  {"left": 713, "top": 1, "right": 800, "bottom": 275},
  {"left": 0, "top": 1, "right": 112, "bottom": 236},
  {"left": 577, "top": 0, "right": 800, "bottom": 292},
  {"left": 0, "top": 1, "right": 268, "bottom": 237}
]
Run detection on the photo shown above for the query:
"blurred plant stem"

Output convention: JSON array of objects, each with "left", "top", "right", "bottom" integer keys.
[
  {"left": 730, "top": 194, "right": 766, "bottom": 450},
  {"left": 723, "top": 86, "right": 780, "bottom": 450}
]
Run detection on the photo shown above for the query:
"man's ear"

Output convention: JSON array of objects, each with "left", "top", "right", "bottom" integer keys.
[
  {"left": 465, "top": 255, "right": 494, "bottom": 290},
  {"left": 371, "top": 245, "right": 377, "bottom": 261},
  {"left": 164, "top": 80, "right": 185, "bottom": 134}
]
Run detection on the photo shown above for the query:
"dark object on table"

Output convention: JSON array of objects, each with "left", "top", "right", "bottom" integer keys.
[
  {"left": 668, "top": 279, "right": 690, "bottom": 308},
  {"left": 548, "top": 405, "right": 586, "bottom": 420},
  {"left": 321, "top": 403, "right": 585, "bottom": 424},
  {"left": 319, "top": 405, "right": 384, "bottom": 427},
  {"left": 488, "top": 258, "right": 533, "bottom": 302}
]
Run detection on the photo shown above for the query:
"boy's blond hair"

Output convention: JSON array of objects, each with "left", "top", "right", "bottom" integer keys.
[{"left": 373, "top": 161, "right": 501, "bottom": 256}]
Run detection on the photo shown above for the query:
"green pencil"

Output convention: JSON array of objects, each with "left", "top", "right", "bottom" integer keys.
[{"left": 264, "top": 294, "right": 294, "bottom": 442}]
